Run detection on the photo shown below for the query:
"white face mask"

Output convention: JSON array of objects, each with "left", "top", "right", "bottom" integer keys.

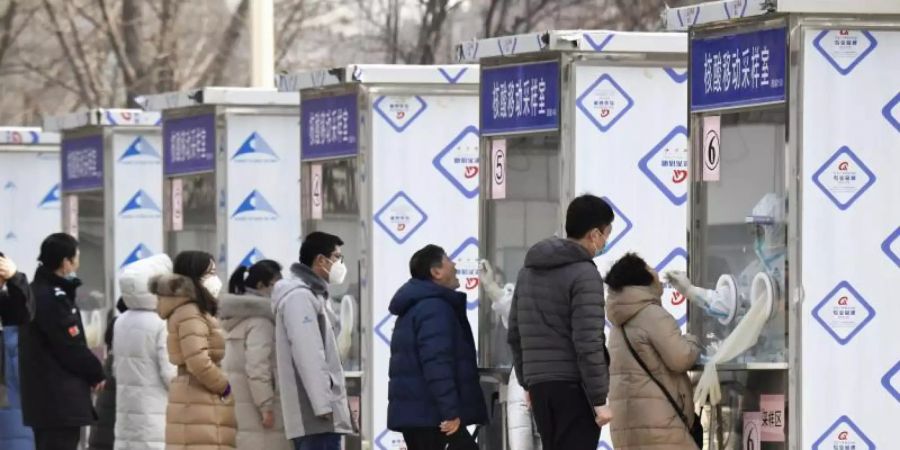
[
  {"left": 201, "top": 275, "right": 223, "bottom": 298},
  {"left": 327, "top": 259, "right": 348, "bottom": 286}
]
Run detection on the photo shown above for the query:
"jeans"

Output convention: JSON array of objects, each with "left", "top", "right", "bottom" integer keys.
[{"left": 292, "top": 432, "right": 341, "bottom": 450}]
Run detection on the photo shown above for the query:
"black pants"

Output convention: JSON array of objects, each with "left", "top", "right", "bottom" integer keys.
[
  {"left": 401, "top": 427, "right": 478, "bottom": 450},
  {"left": 530, "top": 381, "right": 601, "bottom": 450},
  {"left": 33, "top": 427, "right": 81, "bottom": 450}
]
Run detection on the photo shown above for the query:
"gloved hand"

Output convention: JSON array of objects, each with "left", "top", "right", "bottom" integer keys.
[
  {"left": 665, "top": 271, "right": 735, "bottom": 322},
  {"left": 0, "top": 256, "right": 18, "bottom": 280},
  {"left": 479, "top": 260, "right": 506, "bottom": 303}
]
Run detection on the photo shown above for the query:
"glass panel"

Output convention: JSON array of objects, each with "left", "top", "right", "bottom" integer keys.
[
  {"left": 75, "top": 191, "right": 107, "bottom": 309},
  {"left": 482, "top": 134, "right": 561, "bottom": 369},
  {"left": 303, "top": 158, "right": 361, "bottom": 372},
  {"left": 166, "top": 173, "right": 216, "bottom": 256},
  {"left": 691, "top": 110, "right": 788, "bottom": 364}
]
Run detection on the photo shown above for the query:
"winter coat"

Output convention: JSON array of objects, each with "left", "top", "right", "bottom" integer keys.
[
  {"left": 508, "top": 237, "right": 610, "bottom": 406},
  {"left": 606, "top": 286, "right": 701, "bottom": 450},
  {"left": 386, "top": 278, "right": 487, "bottom": 430},
  {"left": 218, "top": 290, "right": 290, "bottom": 450},
  {"left": 272, "top": 263, "right": 353, "bottom": 440},
  {"left": 0, "top": 271, "right": 35, "bottom": 450},
  {"left": 152, "top": 273, "right": 236, "bottom": 450},
  {"left": 89, "top": 352, "right": 117, "bottom": 450},
  {"left": 20, "top": 266, "right": 106, "bottom": 429}
]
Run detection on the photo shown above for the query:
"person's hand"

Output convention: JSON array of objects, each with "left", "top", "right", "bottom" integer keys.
[
  {"left": 92, "top": 380, "right": 106, "bottom": 393},
  {"left": 261, "top": 409, "right": 275, "bottom": 429},
  {"left": 440, "top": 417, "right": 461, "bottom": 435},
  {"left": 594, "top": 405, "right": 613, "bottom": 428},
  {"left": 525, "top": 390, "right": 531, "bottom": 410},
  {"left": 318, "top": 412, "right": 333, "bottom": 421},
  {"left": 478, "top": 260, "right": 494, "bottom": 281},
  {"left": 664, "top": 271, "right": 693, "bottom": 295},
  {"left": 0, "top": 256, "right": 17, "bottom": 280}
]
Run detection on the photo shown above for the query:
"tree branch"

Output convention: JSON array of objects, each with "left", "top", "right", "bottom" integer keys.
[
  {"left": 197, "top": 0, "right": 249, "bottom": 86},
  {"left": 41, "top": 0, "right": 93, "bottom": 104},
  {"left": 0, "top": 1, "right": 19, "bottom": 66}
]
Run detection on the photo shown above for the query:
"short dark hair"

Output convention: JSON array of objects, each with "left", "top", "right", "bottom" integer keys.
[
  {"left": 300, "top": 232, "right": 344, "bottom": 266},
  {"left": 38, "top": 233, "right": 79, "bottom": 271},
  {"left": 409, "top": 245, "right": 446, "bottom": 281},
  {"left": 605, "top": 252, "right": 654, "bottom": 292},
  {"left": 173, "top": 251, "right": 218, "bottom": 316},
  {"left": 565, "top": 195, "right": 614, "bottom": 239},
  {"left": 229, "top": 259, "right": 283, "bottom": 294}
]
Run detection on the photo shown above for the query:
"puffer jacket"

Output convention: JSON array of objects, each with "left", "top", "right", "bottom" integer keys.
[
  {"left": 508, "top": 237, "right": 609, "bottom": 406},
  {"left": 218, "top": 291, "right": 290, "bottom": 450},
  {"left": 152, "top": 273, "right": 236, "bottom": 450},
  {"left": 0, "top": 271, "right": 34, "bottom": 450},
  {"left": 115, "top": 254, "right": 176, "bottom": 450},
  {"left": 607, "top": 286, "right": 701, "bottom": 450},
  {"left": 387, "top": 279, "right": 487, "bottom": 430}
]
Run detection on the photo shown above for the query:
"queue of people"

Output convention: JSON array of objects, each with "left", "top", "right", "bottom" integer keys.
[{"left": 0, "top": 196, "right": 703, "bottom": 450}]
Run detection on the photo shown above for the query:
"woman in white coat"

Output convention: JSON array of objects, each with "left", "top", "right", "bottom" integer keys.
[
  {"left": 220, "top": 260, "right": 291, "bottom": 450},
  {"left": 113, "top": 254, "right": 177, "bottom": 450}
]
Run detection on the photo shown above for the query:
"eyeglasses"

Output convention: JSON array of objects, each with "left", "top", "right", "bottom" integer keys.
[{"left": 330, "top": 254, "right": 344, "bottom": 263}]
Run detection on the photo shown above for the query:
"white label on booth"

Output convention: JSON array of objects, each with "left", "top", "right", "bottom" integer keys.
[
  {"left": 744, "top": 412, "right": 763, "bottom": 450},
  {"left": 311, "top": 163, "right": 323, "bottom": 220},
  {"left": 760, "top": 394, "right": 786, "bottom": 442},
  {"left": 491, "top": 138, "right": 506, "bottom": 199},
  {"left": 703, "top": 115, "right": 721, "bottom": 181},
  {"left": 65, "top": 195, "right": 78, "bottom": 239},
  {"left": 171, "top": 178, "right": 184, "bottom": 231}
]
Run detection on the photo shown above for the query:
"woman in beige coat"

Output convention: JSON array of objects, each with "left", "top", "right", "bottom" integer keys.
[
  {"left": 604, "top": 253, "right": 702, "bottom": 450},
  {"left": 151, "top": 251, "right": 236, "bottom": 450},
  {"left": 219, "top": 260, "right": 290, "bottom": 450}
]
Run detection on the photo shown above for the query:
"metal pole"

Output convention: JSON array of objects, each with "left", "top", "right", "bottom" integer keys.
[{"left": 250, "top": 0, "right": 274, "bottom": 88}]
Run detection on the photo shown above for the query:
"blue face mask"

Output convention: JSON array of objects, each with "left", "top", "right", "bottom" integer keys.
[{"left": 594, "top": 244, "right": 608, "bottom": 258}]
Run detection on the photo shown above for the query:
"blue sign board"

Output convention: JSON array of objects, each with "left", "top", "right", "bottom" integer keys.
[
  {"left": 163, "top": 114, "right": 216, "bottom": 175},
  {"left": 301, "top": 94, "right": 359, "bottom": 161},
  {"left": 690, "top": 27, "right": 787, "bottom": 111},
  {"left": 481, "top": 60, "right": 560, "bottom": 135},
  {"left": 61, "top": 134, "right": 104, "bottom": 192}
]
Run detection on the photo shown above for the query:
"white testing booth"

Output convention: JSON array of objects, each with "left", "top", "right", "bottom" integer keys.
[
  {"left": 278, "top": 64, "right": 480, "bottom": 450},
  {"left": 45, "top": 109, "right": 163, "bottom": 316},
  {"left": 456, "top": 30, "right": 688, "bottom": 449},
  {"left": 667, "top": 0, "right": 900, "bottom": 448},
  {"left": 141, "top": 88, "right": 301, "bottom": 279},
  {"left": 0, "top": 127, "right": 61, "bottom": 278}
]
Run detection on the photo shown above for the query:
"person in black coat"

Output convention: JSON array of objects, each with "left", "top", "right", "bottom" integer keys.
[
  {"left": 0, "top": 252, "right": 35, "bottom": 408},
  {"left": 88, "top": 298, "right": 127, "bottom": 450},
  {"left": 1, "top": 252, "right": 36, "bottom": 450},
  {"left": 387, "top": 245, "right": 487, "bottom": 450},
  {"left": 19, "top": 233, "right": 106, "bottom": 450}
]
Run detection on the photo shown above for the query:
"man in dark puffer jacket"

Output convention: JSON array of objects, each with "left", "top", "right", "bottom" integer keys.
[
  {"left": 508, "top": 194, "right": 615, "bottom": 450},
  {"left": 387, "top": 245, "right": 486, "bottom": 450}
]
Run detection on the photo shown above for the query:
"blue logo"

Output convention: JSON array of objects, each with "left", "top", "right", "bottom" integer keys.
[
  {"left": 121, "top": 243, "right": 154, "bottom": 268},
  {"left": 601, "top": 196, "right": 633, "bottom": 252},
  {"left": 460, "top": 41, "right": 478, "bottom": 61},
  {"left": 239, "top": 247, "right": 265, "bottom": 267},
  {"left": 449, "top": 237, "right": 481, "bottom": 310},
  {"left": 883, "top": 92, "right": 900, "bottom": 133},
  {"left": 813, "top": 30, "right": 878, "bottom": 76},
  {"left": 583, "top": 33, "right": 614, "bottom": 52},
  {"left": 811, "top": 146, "right": 876, "bottom": 211},
  {"left": 811, "top": 281, "right": 876, "bottom": 346},
  {"left": 663, "top": 67, "right": 688, "bottom": 84},
  {"left": 38, "top": 183, "right": 61, "bottom": 209},
  {"left": 4, "top": 231, "right": 17, "bottom": 241},
  {"left": 812, "top": 416, "right": 875, "bottom": 450},
  {"left": 374, "top": 313, "right": 396, "bottom": 347},
  {"left": 639, "top": 126, "right": 689, "bottom": 206},
  {"left": 437, "top": 67, "right": 468, "bottom": 84},
  {"left": 375, "top": 429, "right": 405, "bottom": 450},
  {"left": 432, "top": 126, "right": 480, "bottom": 199},
  {"left": 373, "top": 191, "right": 428, "bottom": 245},
  {"left": 654, "top": 248, "right": 689, "bottom": 327},
  {"left": 882, "top": 226, "right": 900, "bottom": 269},
  {"left": 882, "top": 360, "right": 900, "bottom": 404},
  {"left": 576, "top": 74, "right": 635, "bottom": 133},
  {"left": 232, "top": 190, "right": 279, "bottom": 220},
  {"left": 373, "top": 96, "right": 428, "bottom": 133},
  {"left": 120, "top": 190, "right": 162, "bottom": 216},
  {"left": 677, "top": 6, "right": 701, "bottom": 27},
  {"left": 119, "top": 136, "right": 160, "bottom": 162},
  {"left": 498, "top": 36, "right": 517, "bottom": 56},
  {"left": 232, "top": 132, "right": 279, "bottom": 162},
  {"left": 723, "top": 0, "right": 749, "bottom": 19}
]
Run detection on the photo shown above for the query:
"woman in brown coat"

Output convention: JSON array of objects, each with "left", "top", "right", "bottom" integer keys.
[
  {"left": 151, "top": 251, "right": 236, "bottom": 450},
  {"left": 604, "top": 253, "right": 702, "bottom": 450}
]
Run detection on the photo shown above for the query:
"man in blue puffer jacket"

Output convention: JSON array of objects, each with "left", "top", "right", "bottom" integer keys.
[{"left": 387, "top": 244, "right": 487, "bottom": 450}]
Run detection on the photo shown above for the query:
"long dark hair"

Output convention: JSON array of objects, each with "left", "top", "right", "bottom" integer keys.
[
  {"left": 228, "top": 259, "right": 282, "bottom": 294},
  {"left": 173, "top": 251, "right": 218, "bottom": 316}
]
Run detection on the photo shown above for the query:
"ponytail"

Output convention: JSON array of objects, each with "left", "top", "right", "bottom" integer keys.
[{"left": 228, "top": 266, "right": 249, "bottom": 294}]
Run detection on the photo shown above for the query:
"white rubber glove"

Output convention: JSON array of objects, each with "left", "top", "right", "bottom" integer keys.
[
  {"left": 0, "top": 256, "right": 18, "bottom": 280},
  {"left": 665, "top": 271, "right": 733, "bottom": 321},
  {"left": 479, "top": 260, "right": 506, "bottom": 303}
]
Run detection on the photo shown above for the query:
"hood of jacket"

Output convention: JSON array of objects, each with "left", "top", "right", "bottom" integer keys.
[
  {"left": 524, "top": 237, "right": 594, "bottom": 270},
  {"left": 606, "top": 285, "right": 663, "bottom": 327},
  {"left": 272, "top": 262, "right": 328, "bottom": 310},
  {"left": 119, "top": 254, "right": 172, "bottom": 311},
  {"left": 150, "top": 273, "right": 197, "bottom": 320},
  {"left": 217, "top": 290, "right": 273, "bottom": 331},
  {"left": 389, "top": 278, "right": 466, "bottom": 316}
]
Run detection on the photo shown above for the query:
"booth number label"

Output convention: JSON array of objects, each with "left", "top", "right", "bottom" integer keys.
[
  {"left": 703, "top": 115, "right": 721, "bottom": 182},
  {"left": 491, "top": 139, "right": 506, "bottom": 200}
]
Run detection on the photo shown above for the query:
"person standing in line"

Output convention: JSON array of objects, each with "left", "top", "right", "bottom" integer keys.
[
  {"left": 89, "top": 298, "right": 128, "bottom": 450},
  {"left": 387, "top": 245, "right": 487, "bottom": 450},
  {"left": 220, "top": 260, "right": 291, "bottom": 450},
  {"left": 508, "top": 195, "right": 615, "bottom": 450},
  {"left": 272, "top": 232, "right": 353, "bottom": 450},
  {"left": 114, "top": 254, "right": 176, "bottom": 450},
  {"left": 19, "top": 233, "right": 106, "bottom": 450},
  {"left": 150, "top": 251, "right": 236, "bottom": 450},
  {"left": 0, "top": 252, "right": 35, "bottom": 450}
]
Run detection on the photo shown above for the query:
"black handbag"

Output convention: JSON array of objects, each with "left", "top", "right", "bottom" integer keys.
[{"left": 622, "top": 327, "right": 703, "bottom": 448}]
